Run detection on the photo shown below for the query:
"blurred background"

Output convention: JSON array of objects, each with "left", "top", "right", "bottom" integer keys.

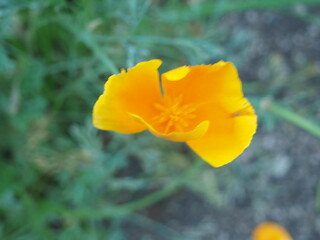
[{"left": 1, "top": 0, "right": 320, "bottom": 239}]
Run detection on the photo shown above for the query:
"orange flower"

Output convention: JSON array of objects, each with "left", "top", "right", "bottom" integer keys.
[
  {"left": 252, "top": 222, "right": 293, "bottom": 240},
  {"left": 93, "top": 60, "right": 257, "bottom": 167}
]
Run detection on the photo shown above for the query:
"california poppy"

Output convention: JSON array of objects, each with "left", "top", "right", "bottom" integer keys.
[
  {"left": 252, "top": 222, "right": 293, "bottom": 240},
  {"left": 93, "top": 60, "right": 257, "bottom": 167}
]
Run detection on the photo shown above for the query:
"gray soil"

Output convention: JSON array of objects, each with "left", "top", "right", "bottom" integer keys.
[{"left": 122, "top": 9, "right": 320, "bottom": 240}]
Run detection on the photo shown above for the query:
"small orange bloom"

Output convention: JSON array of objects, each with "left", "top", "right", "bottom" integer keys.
[
  {"left": 252, "top": 222, "right": 293, "bottom": 240},
  {"left": 93, "top": 60, "right": 257, "bottom": 167}
]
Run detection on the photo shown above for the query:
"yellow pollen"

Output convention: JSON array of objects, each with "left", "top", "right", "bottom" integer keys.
[{"left": 153, "top": 95, "right": 196, "bottom": 134}]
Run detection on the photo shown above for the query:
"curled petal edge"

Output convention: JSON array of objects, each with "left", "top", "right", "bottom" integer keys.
[
  {"left": 162, "top": 66, "right": 190, "bottom": 81},
  {"left": 129, "top": 113, "right": 210, "bottom": 142}
]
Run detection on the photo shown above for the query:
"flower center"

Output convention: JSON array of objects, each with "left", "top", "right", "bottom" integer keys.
[{"left": 153, "top": 95, "right": 197, "bottom": 134}]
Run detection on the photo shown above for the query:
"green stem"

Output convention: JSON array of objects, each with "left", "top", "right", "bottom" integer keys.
[
  {"left": 264, "top": 100, "right": 320, "bottom": 139},
  {"left": 222, "top": 0, "right": 320, "bottom": 13},
  {"left": 64, "top": 22, "right": 119, "bottom": 75},
  {"left": 66, "top": 160, "right": 205, "bottom": 219},
  {"left": 123, "top": 159, "right": 205, "bottom": 212},
  {"left": 80, "top": 33, "right": 119, "bottom": 75}
]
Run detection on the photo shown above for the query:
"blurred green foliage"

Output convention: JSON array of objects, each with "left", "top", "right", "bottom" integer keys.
[{"left": 1, "top": 0, "right": 320, "bottom": 239}]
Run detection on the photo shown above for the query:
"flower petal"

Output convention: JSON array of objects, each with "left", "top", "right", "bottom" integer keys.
[
  {"left": 186, "top": 98, "right": 257, "bottom": 167},
  {"left": 163, "top": 66, "right": 190, "bottom": 81},
  {"left": 129, "top": 113, "right": 210, "bottom": 142},
  {"left": 162, "top": 61, "right": 243, "bottom": 112},
  {"left": 162, "top": 61, "right": 257, "bottom": 167},
  {"left": 93, "top": 60, "right": 163, "bottom": 134},
  {"left": 252, "top": 222, "right": 293, "bottom": 240}
]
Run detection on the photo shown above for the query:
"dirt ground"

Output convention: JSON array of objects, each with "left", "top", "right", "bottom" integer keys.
[{"left": 122, "top": 10, "right": 320, "bottom": 240}]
